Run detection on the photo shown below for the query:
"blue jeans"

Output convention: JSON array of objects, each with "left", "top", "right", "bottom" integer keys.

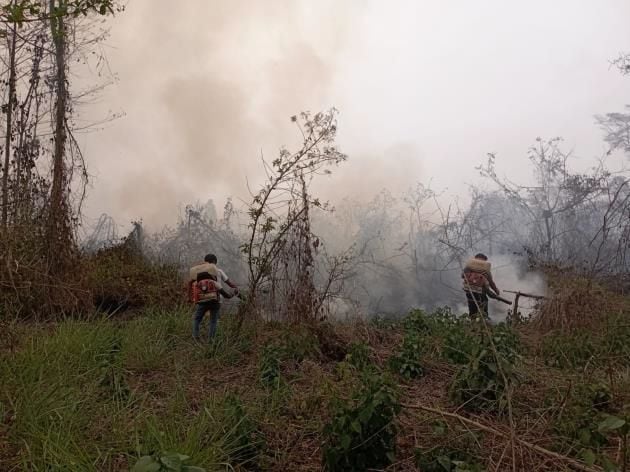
[{"left": 193, "top": 301, "right": 221, "bottom": 339}]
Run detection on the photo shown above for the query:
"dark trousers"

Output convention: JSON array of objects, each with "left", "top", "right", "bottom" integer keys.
[
  {"left": 466, "top": 292, "right": 488, "bottom": 318},
  {"left": 193, "top": 300, "right": 221, "bottom": 339}
]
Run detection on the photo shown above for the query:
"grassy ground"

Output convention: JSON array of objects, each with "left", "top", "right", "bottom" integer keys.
[{"left": 1, "top": 302, "right": 629, "bottom": 471}]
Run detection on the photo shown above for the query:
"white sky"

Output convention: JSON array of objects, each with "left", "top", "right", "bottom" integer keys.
[{"left": 79, "top": 0, "right": 630, "bottom": 229}]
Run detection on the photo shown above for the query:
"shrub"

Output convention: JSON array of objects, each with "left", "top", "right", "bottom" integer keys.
[
  {"left": 441, "top": 324, "right": 479, "bottom": 365},
  {"left": 400, "top": 307, "right": 482, "bottom": 365},
  {"left": 552, "top": 383, "right": 617, "bottom": 464},
  {"left": 450, "top": 326, "right": 521, "bottom": 413},
  {"left": 312, "top": 321, "right": 348, "bottom": 362},
  {"left": 542, "top": 330, "right": 597, "bottom": 369},
  {"left": 491, "top": 324, "right": 522, "bottom": 361},
  {"left": 389, "top": 331, "right": 425, "bottom": 379},
  {"left": 282, "top": 325, "right": 321, "bottom": 361},
  {"left": 344, "top": 342, "right": 372, "bottom": 371},
  {"left": 0, "top": 226, "right": 92, "bottom": 319},
  {"left": 431, "top": 306, "right": 460, "bottom": 325},
  {"left": 550, "top": 384, "right": 630, "bottom": 470},
  {"left": 403, "top": 309, "right": 433, "bottom": 335},
  {"left": 85, "top": 242, "right": 181, "bottom": 313},
  {"left": 323, "top": 371, "right": 400, "bottom": 471}
]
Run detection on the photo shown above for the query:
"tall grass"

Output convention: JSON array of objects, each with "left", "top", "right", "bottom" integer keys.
[{"left": 0, "top": 307, "right": 259, "bottom": 471}]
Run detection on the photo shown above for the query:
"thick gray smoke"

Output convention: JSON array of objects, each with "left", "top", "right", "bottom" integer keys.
[
  {"left": 486, "top": 255, "right": 547, "bottom": 321},
  {"left": 81, "top": 0, "right": 362, "bottom": 227},
  {"left": 77, "top": 1, "right": 630, "bottom": 318},
  {"left": 80, "top": 1, "right": 630, "bottom": 230},
  {"left": 308, "top": 198, "right": 548, "bottom": 321}
]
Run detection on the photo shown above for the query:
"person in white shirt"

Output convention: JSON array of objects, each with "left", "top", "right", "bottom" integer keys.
[{"left": 188, "top": 253, "right": 239, "bottom": 341}]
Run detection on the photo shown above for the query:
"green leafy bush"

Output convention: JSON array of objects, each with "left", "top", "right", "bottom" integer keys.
[
  {"left": 441, "top": 324, "right": 479, "bottom": 365},
  {"left": 323, "top": 371, "right": 400, "bottom": 471},
  {"left": 344, "top": 342, "right": 372, "bottom": 371},
  {"left": 403, "top": 309, "right": 433, "bottom": 335},
  {"left": 491, "top": 324, "right": 522, "bottom": 361},
  {"left": 430, "top": 306, "right": 460, "bottom": 326},
  {"left": 85, "top": 242, "right": 181, "bottom": 313},
  {"left": 400, "top": 307, "right": 482, "bottom": 365},
  {"left": 450, "top": 326, "right": 521, "bottom": 413},
  {"left": 549, "top": 384, "right": 630, "bottom": 469},
  {"left": 389, "top": 331, "right": 425, "bottom": 379},
  {"left": 282, "top": 325, "right": 321, "bottom": 361},
  {"left": 553, "top": 383, "right": 616, "bottom": 463}
]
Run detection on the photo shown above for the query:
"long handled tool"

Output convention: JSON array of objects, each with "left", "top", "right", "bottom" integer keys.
[{"left": 486, "top": 291, "right": 513, "bottom": 305}]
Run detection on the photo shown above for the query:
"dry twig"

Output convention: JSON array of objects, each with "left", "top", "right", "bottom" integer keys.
[{"left": 401, "top": 402, "right": 604, "bottom": 472}]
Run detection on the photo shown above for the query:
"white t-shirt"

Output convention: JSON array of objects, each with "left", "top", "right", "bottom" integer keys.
[{"left": 217, "top": 268, "right": 230, "bottom": 285}]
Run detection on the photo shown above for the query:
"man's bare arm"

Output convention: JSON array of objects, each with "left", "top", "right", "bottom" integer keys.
[{"left": 487, "top": 272, "right": 500, "bottom": 295}]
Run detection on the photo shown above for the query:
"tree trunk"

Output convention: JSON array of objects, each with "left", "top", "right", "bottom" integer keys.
[
  {"left": 48, "top": 0, "right": 69, "bottom": 264},
  {"left": 2, "top": 19, "right": 17, "bottom": 228},
  {"left": 543, "top": 213, "right": 553, "bottom": 262}
]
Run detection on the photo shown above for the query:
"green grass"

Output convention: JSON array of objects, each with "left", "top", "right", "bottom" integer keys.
[
  {"left": 540, "top": 315, "right": 630, "bottom": 370},
  {"left": 2, "top": 305, "right": 629, "bottom": 471},
  {"left": 0, "top": 307, "right": 259, "bottom": 471}
]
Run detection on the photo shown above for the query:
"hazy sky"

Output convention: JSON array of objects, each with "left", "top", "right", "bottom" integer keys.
[{"left": 79, "top": 0, "right": 630, "bottom": 229}]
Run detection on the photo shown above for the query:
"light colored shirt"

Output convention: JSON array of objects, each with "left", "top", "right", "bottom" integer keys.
[
  {"left": 189, "top": 262, "right": 223, "bottom": 290},
  {"left": 217, "top": 268, "right": 230, "bottom": 285}
]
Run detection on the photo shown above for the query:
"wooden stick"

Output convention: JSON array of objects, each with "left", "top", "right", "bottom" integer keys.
[
  {"left": 504, "top": 290, "right": 546, "bottom": 300},
  {"left": 401, "top": 402, "right": 603, "bottom": 472}
]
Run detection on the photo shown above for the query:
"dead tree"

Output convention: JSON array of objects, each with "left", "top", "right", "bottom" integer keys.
[
  {"left": 46, "top": 0, "right": 70, "bottom": 267},
  {"left": 1, "top": 10, "right": 16, "bottom": 228},
  {"left": 478, "top": 138, "right": 606, "bottom": 266},
  {"left": 242, "top": 110, "right": 347, "bottom": 322},
  {"left": 0, "top": 0, "right": 121, "bottom": 318}
]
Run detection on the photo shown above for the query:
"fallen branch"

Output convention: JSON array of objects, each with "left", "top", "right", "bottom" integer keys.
[{"left": 401, "top": 402, "right": 603, "bottom": 472}]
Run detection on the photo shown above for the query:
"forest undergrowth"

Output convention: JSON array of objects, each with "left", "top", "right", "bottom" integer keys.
[{"left": 1, "top": 275, "right": 630, "bottom": 472}]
